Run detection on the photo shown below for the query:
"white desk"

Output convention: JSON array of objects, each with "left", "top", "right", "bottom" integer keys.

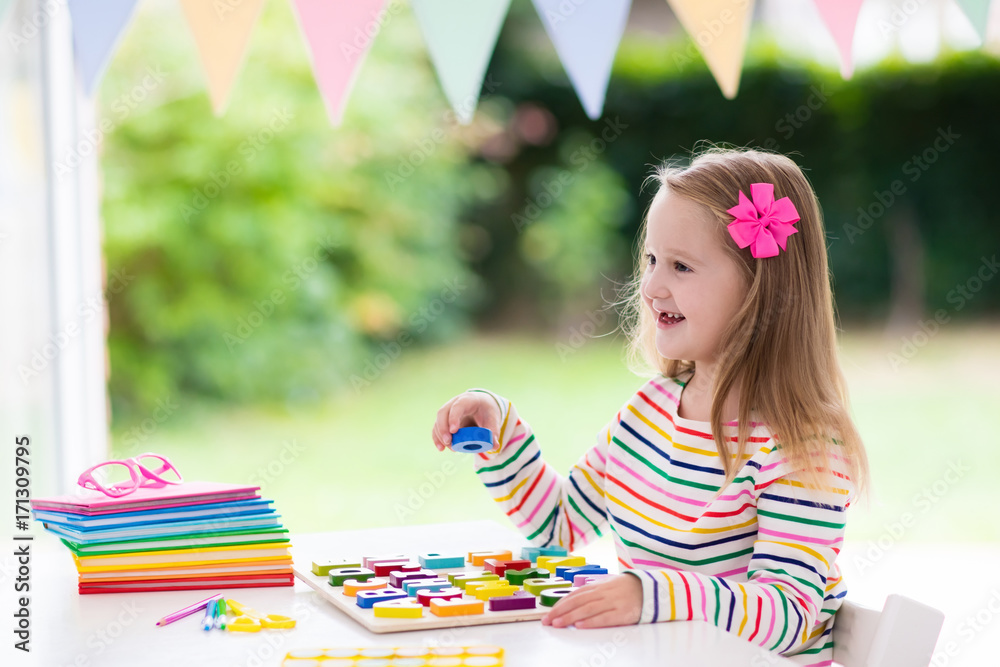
[{"left": 9, "top": 521, "right": 794, "bottom": 666}]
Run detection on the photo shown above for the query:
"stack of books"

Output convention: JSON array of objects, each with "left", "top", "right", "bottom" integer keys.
[{"left": 31, "top": 481, "right": 293, "bottom": 594}]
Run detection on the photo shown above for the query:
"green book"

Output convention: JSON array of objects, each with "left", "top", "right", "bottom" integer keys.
[{"left": 62, "top": 527, "right": 290, "bottom": 556}]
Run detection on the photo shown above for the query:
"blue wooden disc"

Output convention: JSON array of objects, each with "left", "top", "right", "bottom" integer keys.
[{"left": 450, "top": 426, "right": 493, "bottom": 453}]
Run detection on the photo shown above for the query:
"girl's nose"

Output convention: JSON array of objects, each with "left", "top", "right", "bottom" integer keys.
[{"left": 642, "top": 273, "right": 669, "bottom": 301}]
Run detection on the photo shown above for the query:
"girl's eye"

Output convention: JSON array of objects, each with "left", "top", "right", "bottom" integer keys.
[
  {"left": 645, "top": 253, "right": 656, "bottom": 267},
  {"left": 674, "top": 262, "right": 690, "bottom": 273}
]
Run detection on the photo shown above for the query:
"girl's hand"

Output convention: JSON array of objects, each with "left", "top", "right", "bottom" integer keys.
[
  {"left": 540, "top": 574, "right": 643, "bottom": 629},
  {"left": 431, "top": 392, "right": 502, "bottom": 452}
]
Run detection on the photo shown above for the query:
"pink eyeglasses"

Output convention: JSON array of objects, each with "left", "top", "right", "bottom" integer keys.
[{"left": 77, "top": 453, "right": 183, "bottom": 498}]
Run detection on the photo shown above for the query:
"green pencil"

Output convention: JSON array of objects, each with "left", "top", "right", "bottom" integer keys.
[{"left": 214, "top": 598, "right": 227, "bottom": 630}]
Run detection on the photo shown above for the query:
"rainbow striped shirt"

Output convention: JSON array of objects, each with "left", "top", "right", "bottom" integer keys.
[{"left": 471, "top": 370, "right": 855, "bottom": 666}]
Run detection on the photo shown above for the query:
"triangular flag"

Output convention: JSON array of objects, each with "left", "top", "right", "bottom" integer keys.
[
  {"left": 411, "top": 0, "right": 512, "bottom": 125},
  {"left": 812, "top": 0, "right": 864, "bottom": 78},
  {"left": 955, "top": 0, "right": 992, "bottom": 43},
  {"left": 289, "top": 0, "right": 386, "bottom": 126},
  {"left": 178, "top": 0, "right": 265, "bottom": 114},
  {"left": 665, "top": 0, "right": 755, "bottom": 99},
  {"left": 65, "top": 0, "right": 140, "bottom": 95},
  {"left": 531, "top": 0, "right": 631, "bottom": 120}
]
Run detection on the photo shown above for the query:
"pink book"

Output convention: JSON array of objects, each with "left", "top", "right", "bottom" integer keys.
[{"left": 30, "top": 481, "right": 262, "bottom": 516}]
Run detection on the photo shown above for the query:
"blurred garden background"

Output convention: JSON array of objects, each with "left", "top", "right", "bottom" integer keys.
[{"left": 92, "top": 0, "right": 1000, "bottom": 551}]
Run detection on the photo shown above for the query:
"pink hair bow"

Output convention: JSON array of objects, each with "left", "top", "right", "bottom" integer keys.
[{"left": 726, "top": 182, "right": 801, "bottom": 258}]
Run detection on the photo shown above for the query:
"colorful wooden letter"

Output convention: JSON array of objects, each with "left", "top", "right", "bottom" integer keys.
[
  {"left": 540, "top": 588, "right": 575, "bottom": 607},
  {"left": 372, "top": 560, "right": 417, "bottom": 576},
  {"left": 452, "top": 572, "right": 500, "bottom": 590},
  {"left": 536, "top": 556, "right": 585, "bottom": 573},
  {"left": 488, "top": 591, "right": 538, "bottom": 612},
  {"left": 429, "top": 598, "right": 485, "bottom": 617},
  {"left": 373, "top": 598, "right": 423, "bottom": 618},
  {"left": 389, "top": 568, "right": 438, "bottom": 588},
  {"left": 312, "top": 559, "right": 361, "bottom": 576},
  {"left": 393, "top": 563, "right": 425, "bottom": 573},
  {"left": 539, "top": 545, "right": 569, "bottom": 557},
  {"left": 469, "top": 582, "right": 520, "bottom": 601},
  {"left": 362, "top": 554, "right": 410, "bottom": 568},
  {"left": 524, "top": 577, "right": 572, "bottom": 595},
  {"left": 504, "top": 568, "right": 548, "bottom": 586},
  {"left": 355, "top": 587, "right": 408, "bottom": 609},
  {"left": 467, "top": 550, "right": 513, "bottom": 566},
  {"left": 343, "top": 578, "right": 388, "bottom": 597},
  {"left": 418, "top": 552, "right": 465, "bottom": 569},
  {"left": 328, "top": 567, "right": 375, "bottom": 586},
  {"left": 446, "top": 570, "right": 490, "bottom": 584},
  {"left": 447, "top": 570, "right": 483, "bottom": 585},
  {"left": 416, "top": 587, "right": 464, "bottom": 607},
  {"left": 402, "top": 578, "right": 452, "bottom": 596},
  {"left": 484, "top": 558, "right": 509, "bottom": 576},
  {"left": 503, "top": 559, "right": 531, "bottom": 571},
  {"left": 523, "top": 545, "right": 568, "bottom": 561},
  {"left": 557, "top": 564, "right": 608, "bottom": 580},
  {"left": 484, "top": 558, "right": 532, "bottom": 576}
]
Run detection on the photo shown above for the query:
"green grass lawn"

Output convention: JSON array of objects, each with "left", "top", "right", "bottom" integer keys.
[{"left": 110, "top": 324, "right": 1000, "bottom": 543}]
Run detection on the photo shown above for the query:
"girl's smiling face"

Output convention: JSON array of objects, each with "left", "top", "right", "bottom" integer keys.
[{"left": 640, "top": 190, "right": 749, "bottom": 365}]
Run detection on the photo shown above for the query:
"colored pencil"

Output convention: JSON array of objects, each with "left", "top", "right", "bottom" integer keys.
[{"left": 155, "top": 593, "right": 223, "bottom": 627}]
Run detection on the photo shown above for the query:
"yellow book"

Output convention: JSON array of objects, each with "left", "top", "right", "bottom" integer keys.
[
  {"left": 73, "top": 541, "right": 292, "bottom": 571},
  {"left": 82, "top": 566, "right": 293, "bottom": 583},
  {"left": 78, "top": 558, "right": 293, "bottom": 580}
]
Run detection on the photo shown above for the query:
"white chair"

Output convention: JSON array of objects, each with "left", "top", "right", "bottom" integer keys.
[{"left": 833, "top": 594, "right": 945, "bottom": 667}]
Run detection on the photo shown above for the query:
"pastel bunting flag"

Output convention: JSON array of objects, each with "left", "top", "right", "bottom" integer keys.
[
  {"left": 955, "top": 0, "right": 992, "bottom": 43},
  {"left": 178, "top": 0, "right": 265, "bottom": 114},
  {"left": 65, "top": 0, "right": 140, "bottom": 95},
  {"left": 290, "top": 0, "right": 387, "bottom": 126},
  {"left": 812, "top": 0, "right": 864, "bottom": 79},
  {"left": 411, "top": 0, "right": 512, "bottom": 125},
  {"left": 665, "top": 0, "right": 755, "bottom": 99},
  {"left": 531, "top": 0, "right": 631, "bottom": 120}
]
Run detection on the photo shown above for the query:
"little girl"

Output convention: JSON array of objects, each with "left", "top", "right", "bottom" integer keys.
[{"left": 431, "top": 146, "right": 869, "bottom": 666}]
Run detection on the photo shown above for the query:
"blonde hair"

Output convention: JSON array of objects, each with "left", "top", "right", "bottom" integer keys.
[{"left": 620, "top": 143, "right": 869, "bottom": 496}]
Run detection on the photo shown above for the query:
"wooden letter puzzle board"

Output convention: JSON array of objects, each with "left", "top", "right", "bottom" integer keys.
[{"left": 293, "top": 548, "right": 592, "bottom": 633}]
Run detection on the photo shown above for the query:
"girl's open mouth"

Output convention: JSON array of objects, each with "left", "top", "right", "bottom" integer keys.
[{"left": 657, "top": 311, "right": 685, "bottom": 328}]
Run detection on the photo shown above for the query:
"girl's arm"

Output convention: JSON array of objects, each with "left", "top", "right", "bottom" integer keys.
[
  {"left": 622, "top": 444, "right": 855, "bottom": 657},
  {"left": 468, "top": 388, "right": 623, "bottom": 552}
]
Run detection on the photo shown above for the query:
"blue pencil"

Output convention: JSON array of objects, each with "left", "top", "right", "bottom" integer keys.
[{"left": 202, "top": 598, "right": 217, "bottom": 631}]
